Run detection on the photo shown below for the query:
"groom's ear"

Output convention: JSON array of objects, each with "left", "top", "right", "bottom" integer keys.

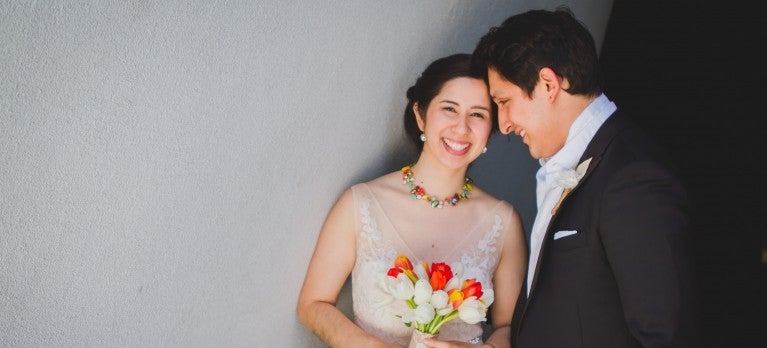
[
  {"left": 413, "top": 102, "right": 426, "bottom": 131},
  {"left": 538, "top": 67, "right": 562, "bottom": 101}
]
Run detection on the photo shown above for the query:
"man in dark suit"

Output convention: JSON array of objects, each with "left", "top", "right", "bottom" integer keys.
[{"left": 472, "top": 7, "right": 694, "bottom": 348}]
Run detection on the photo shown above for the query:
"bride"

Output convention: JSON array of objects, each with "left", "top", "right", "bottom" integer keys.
[{"left": 297, "top": 53, "right": 526, "bottom": 348}]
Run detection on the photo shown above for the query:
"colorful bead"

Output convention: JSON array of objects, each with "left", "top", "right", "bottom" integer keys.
[{"left": 401, "top": 165, "right": 472, "bottom": 208}]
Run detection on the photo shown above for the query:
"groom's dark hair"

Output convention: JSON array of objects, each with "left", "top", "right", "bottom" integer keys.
[{"left": 472, "top": 6, "right": 604, "bottom": 98}]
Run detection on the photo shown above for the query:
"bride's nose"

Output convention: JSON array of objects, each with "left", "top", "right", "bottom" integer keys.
[{"left": 453, "top": 115, "right": 470, "bottom": 134}]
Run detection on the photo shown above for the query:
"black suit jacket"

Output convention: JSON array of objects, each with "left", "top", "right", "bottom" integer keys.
[{"left": 515, "top": 111, "right": 694, "bottom": 348}]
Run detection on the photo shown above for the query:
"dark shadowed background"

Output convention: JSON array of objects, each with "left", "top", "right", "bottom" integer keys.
[{"left": 599, "top": 1, "right": 764, "bottom": 346}]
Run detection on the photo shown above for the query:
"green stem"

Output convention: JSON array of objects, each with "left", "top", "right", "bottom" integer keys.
[{"left": 429, "top": 311, "right": 459, "bottom": 334}]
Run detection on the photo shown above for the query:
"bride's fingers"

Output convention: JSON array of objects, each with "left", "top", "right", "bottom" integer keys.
[
  {"left": 421, "top": 338, "right": 442, "bottom": 347},
  {"left": 421, "top": 338, "right": 469, "bottom": 348}
]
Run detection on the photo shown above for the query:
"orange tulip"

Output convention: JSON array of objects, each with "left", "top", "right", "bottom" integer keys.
[
  {"left": 391, "top": 255, "right": 418, "bottom": 283},
  {"left": 394, "top": 255, "right": 413, "bottom": 271},
  {"left": 448, "top": 288, "right": 465, "bottom": 309}
]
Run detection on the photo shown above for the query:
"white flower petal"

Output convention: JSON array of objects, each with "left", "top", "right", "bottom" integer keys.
[
  {"left": 393, "top": 274, "right": 414, "bottom": 300},
  {"left": 413, "top": 303, "right": 436, "bottom": 324},
  {"left": 401, "top": 308, "right": 414, "bottom": 324},
  {"left": 430, "top": 290, "right": 449, "bottom": 310},
  {"left": 414, "top": 261, "right": 429, "bottom": 280},
  {"left": 444, "top": 277, "right": 462, "bottom": 292},
  {"left": 481, "top": 289, "right": 495, "bottom": 307},
  {"left": 457, "top": 297, "right": 487, "bottom": 324},
  {"left": 413, "top": 279, "right": 432, "bottom": 305}
]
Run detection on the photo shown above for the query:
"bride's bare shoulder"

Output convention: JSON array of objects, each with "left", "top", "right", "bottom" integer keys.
[
  {"left": 364, "top": 170, "right": 402, "bottom": 191},
  {"left": 469, "top": 185, "right": 517, "bottom": 214}
]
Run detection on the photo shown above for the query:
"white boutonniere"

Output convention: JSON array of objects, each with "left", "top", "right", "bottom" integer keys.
[{"left": 551, "top": 157, "right": 592, "bottom": 215}]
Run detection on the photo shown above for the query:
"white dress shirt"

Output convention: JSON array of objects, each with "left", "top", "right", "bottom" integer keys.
[{"left": 526, "top": 94, "right": 617, "bottom": 295}]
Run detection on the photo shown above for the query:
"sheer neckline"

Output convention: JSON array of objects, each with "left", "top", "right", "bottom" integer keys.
[{"left": 359, "top": 182, "right": 506, "bottom": 263}]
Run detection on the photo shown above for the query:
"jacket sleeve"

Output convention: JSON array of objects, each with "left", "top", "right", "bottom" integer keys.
[{"left": 600, "top": 160, "right": 694, "bottom": 347}]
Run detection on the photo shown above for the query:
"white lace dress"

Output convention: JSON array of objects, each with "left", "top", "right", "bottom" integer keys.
[{"left": 350, "top": 182, "right": 515, "bottom": 346}]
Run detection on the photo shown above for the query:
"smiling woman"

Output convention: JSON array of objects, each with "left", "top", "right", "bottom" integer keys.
[{"left": 296, "top": 53, "right": 527, "bottom": 348}]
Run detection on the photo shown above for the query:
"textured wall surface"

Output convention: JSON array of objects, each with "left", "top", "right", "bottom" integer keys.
[{"left": 0, "top": 1, "right": 612, "bottom": 346}]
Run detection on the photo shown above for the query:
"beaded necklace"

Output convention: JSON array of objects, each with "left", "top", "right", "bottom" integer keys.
[{"left": 401, "top": 165, "right": 473, "bottom": 208}]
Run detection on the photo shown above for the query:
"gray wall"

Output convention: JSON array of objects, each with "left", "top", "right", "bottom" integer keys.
[{"left": 0, "top": 1, "right": 612, "bottom": 346}]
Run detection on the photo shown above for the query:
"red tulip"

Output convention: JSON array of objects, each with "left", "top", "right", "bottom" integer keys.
[
  {"left": 446, "top": 279, "right": 484, "bottom": 309},
  {"left": 461, "top": 279, "right": 483, "bottom": 299},
  {"left": 387, "top": 267, "right": 402, "bottom": 277},
  {"left": 428, "top": 262, "right": 453, "bottom": 290}
]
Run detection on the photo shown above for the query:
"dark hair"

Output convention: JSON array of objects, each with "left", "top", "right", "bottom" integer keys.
[
  {"left": 403, "top": 53, "right": 497, "bottom": 151},
  {"left": 472, "top": 6, "right": 603, "bottom": 98}
]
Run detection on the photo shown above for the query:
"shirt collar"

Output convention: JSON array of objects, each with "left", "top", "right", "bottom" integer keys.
[{"left": 538, "top": 94, "right": 616, "bottom": 181}]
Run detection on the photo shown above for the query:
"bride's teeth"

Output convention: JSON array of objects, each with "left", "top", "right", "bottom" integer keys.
[
  {"left": 520, "top": 130, "right": 526, "bottom": 138},
  {"left": 443, "top": 138, "right": 469, "bottom": 151}
]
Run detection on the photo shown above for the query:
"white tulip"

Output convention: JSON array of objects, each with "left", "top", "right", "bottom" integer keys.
[
  {"left": 430, "top": 290, "right": 449, "bottom": 311},
  {"left": 414, "top": 261, "right": 429, "bottom": 280},
  {"left": 401, "top": 307, "right": 415, "bottom": 324},
  {"left": 457, "top": 297, "right": 487, "bottom": 324},
  {"left": 413, "top": 303, "right": 436, "bottom": 324},
  {"left": 481, "top": 288, "right": 495, "bottom": 307},
  {"left": 444, "top": 277, "right": 462, "bottom": 292},
  {"left": 413, "top": 279, "right": 433, "bottom": 305},
  {"left": 393, "top": 273, "right": 415, "bottom": 300}
]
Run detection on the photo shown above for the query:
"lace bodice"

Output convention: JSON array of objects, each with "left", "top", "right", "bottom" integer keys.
[{"left": 350, "top": 182, "right": 515, "bottom": 346}]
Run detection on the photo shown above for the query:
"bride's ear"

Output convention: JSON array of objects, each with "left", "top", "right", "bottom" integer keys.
[{"left": 413, "top": 102, "right": 425, "bottom": 131}]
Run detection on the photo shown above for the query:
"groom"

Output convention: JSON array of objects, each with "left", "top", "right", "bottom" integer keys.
[{"left": 472, "top": 7, "right": 694, "bottom": 348}]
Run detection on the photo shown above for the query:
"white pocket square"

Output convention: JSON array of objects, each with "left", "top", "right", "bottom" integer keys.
[{"left": 553, "top": 230, "right": 577, "bottom": 240}]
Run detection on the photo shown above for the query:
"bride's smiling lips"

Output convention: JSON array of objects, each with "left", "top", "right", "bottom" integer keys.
[{"left": 442, "top": 137, "right": 470, "bottom": 155}]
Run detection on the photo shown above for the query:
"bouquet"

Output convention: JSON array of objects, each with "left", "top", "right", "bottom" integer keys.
[{"left": 379, "top": 254, "right": 493, "bottom": 339}]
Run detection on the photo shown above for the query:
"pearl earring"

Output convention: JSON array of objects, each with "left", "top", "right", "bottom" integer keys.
[
  {"left": 482, "top": 146, "right": 488, "bottom": 154},
  {"left": 420, "top": 133, "right": 426, "bottom": 142}
]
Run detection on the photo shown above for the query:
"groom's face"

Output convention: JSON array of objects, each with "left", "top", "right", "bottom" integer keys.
[{"left": 488, "top": 68, "right": 558, "bottom": 160}]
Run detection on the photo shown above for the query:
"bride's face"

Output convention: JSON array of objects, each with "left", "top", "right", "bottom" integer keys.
[{"left": 415, "top": 77, "right": 493, "bottom": 169}]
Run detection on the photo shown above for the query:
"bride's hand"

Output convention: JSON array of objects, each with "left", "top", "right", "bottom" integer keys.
[{"left": 421, "top": 337, "right": 495, "bottom": 348}]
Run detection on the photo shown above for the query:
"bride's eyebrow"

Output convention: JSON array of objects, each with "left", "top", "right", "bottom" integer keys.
[{"left": 438, "top": 99, "right": 490, "bottom": 112}]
